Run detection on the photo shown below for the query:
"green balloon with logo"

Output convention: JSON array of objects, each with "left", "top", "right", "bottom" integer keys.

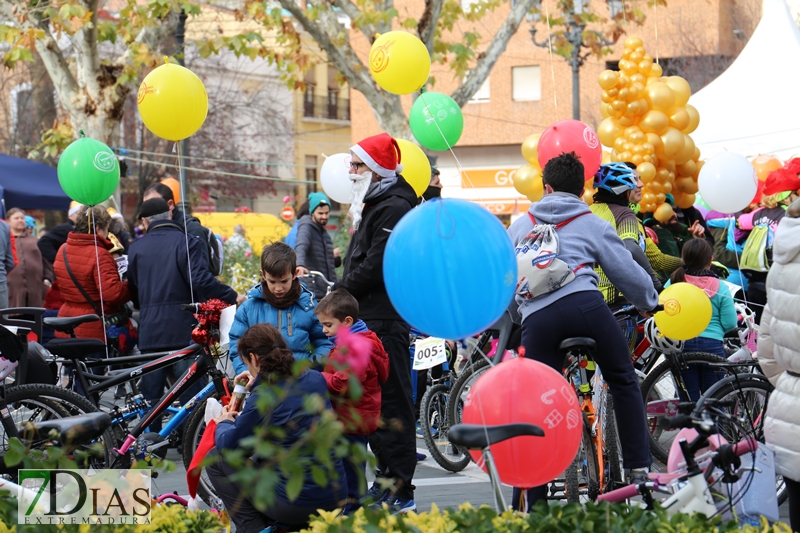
[
  {"left": 409, "top": 91, "right": 464, "bottom": 151},
  {"left": 57, "top": 133, "right": 120, "bottom": 206}
]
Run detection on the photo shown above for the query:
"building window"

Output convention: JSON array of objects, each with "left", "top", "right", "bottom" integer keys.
[
  {"left": 469, "top": 77, "right": 491, "bottom": 103},
  {"left": 512, "top": 66, "right": 541, "bottom": 101},
  {"left": 305, "top": 155, "right": 317, "bottom": 184}
]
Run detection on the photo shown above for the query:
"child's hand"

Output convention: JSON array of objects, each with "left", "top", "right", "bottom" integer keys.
[
  {"left": 235, "top": 370, "right": 256, "bottom": 389},
  {"left": 214, "top": 405, "right": 239, "bottom": 424}
]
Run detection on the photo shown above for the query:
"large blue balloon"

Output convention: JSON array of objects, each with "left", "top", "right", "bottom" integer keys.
[{"left": 384, "top": 198, "right": 517, "bottom": 339}]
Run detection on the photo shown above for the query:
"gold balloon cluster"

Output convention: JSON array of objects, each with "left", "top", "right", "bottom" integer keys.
[
  {"left": 597, "top": 37, "right": 702, "bottom": 222},
  {"left": 514, "top": 133, "right": 544, "bottom": 203}
]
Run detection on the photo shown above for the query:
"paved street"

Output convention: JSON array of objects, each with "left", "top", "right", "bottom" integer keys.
[{"left": 153, "top": 441, "right": 790, "bottom": 523}]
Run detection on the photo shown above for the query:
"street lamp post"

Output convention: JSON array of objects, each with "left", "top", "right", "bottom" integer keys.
[{"left": 530, "top": 6, "right": 614, "bottom": 120}]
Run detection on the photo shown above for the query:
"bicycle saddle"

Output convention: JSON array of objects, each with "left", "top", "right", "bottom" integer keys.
[
  {"left": 558, "top": 337, "right": 596, "bottom": 354},
  {"left": 23, "top": 412, "right": 112, "bottom": 447},
  {"left": 43, "top": 314, "right": 100, "bottom": 332},
  {"left": 448, "top": 423, "right": 544, "bottom": 450},
  {"left": 47, "top": 338, "right": 107, "bottom": 359}
]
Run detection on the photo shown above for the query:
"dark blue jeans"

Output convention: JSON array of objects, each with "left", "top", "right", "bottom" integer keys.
[
  {"left": 513, "top": 290, "right": 652, "bottom": 509},
  {"left": 681, "top": 337, "right": 725, "bottom": 402},
  {"left": 343, "top": 433, "right": 368, "bottom": 499}
]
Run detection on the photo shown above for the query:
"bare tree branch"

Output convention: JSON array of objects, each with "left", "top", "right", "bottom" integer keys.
[
  {"left": 451, "top": 0, "right": 538, "bottom": 106},
  {"left": 32, "top": 23, "right": 80, "bottom": 108},
  {"left": 329, "top": 0, "right": 377, "bottom": 43},
  {"left": 418, "top": 0, "right": 444, "bottom": 57},
  {"left": 76, "top": 0, "right": 100, "bottom": 95}
]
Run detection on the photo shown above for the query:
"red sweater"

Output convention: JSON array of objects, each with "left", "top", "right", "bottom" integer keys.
[{"left": 322, "top": 330, "right": 389, "bottom": 435}]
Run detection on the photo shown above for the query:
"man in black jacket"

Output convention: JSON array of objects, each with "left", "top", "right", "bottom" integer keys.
[
  {"left": 127, "top": 198, "right": 243, "bottom": 430},
  {"left": 296, "top": 191, "right": 340, "bottom": 300},
  {"left": 334, "top": 133, "right": 418, "bottom": 512},
  {"left": 38, "top": 201, "right": 82, "bottom": 264}
]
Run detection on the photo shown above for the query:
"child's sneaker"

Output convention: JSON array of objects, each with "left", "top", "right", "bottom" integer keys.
[
  {"left": 383, "top": 495, "right": 416, "bottom": 514},
  {"left": 363, "top": 484, "right": 388, "bottom": 505}
]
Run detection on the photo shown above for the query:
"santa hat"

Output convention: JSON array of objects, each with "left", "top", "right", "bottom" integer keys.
[
  {"left": 763, "top": 168, "right": 800, "bottom": 196},
  {"left": 350, "top": 133, "right": 404, "bottom": 178}
]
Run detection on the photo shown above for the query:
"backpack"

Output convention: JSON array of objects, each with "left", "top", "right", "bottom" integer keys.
[
  {"left": 189, "top": 217, "right": 224, "bottom": 276},
  {"left": 740, "top": 224, "right": 771, "bottom": 273},
  {"left": 515, "top": 212, "right": 590, "bottom": 300}
]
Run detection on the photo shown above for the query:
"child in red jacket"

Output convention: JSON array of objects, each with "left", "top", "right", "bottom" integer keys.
[{"left": 315, "top": 289, "right": 389, "bottom": 509}]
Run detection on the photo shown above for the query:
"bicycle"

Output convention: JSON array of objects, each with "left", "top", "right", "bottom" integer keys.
[
  {"left": 0, "top": 301, "right": 233, "bottom": 508},
  {"left": 599, "top": 402, "right": 775, "bottom": 521},
  {"left": 300, "top": 270, "right": 335, "bottom": 299}
]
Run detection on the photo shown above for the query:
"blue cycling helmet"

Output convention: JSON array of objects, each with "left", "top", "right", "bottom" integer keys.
[{"left": 594, "top": 162, "right": 638, "bottom": 195}]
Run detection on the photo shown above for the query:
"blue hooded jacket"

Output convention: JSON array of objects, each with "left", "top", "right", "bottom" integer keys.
[{"left": 229, "top": 281, "right": 332, "bottom": 374}]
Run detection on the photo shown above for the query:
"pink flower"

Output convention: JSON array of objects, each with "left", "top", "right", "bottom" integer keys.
[
  {"left": 234, "top": 208, "right": 240, "bottom": 213},
  {"left": 283, "top": 196, "right": 291, "bottom": 203},
  {"left": 348, "top": 228, "right": 354, "bottom": 234},
  {"left": 245, "top": 251, "right": 252, "bottom": 258},
  {"left": 330, "top": 326, "right": 371, "bottom": 376}
]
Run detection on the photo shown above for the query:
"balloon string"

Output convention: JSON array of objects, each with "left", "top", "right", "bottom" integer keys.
[
  {"left": 544, "top": 1, "right": 559, "bottom": 120},
  {"left": 653, "top": 0, "right": 659, "bottom": 64},
  {"left": 89, "top": 208, "right": 110, "bottom": 356},
  {"left": 176, "top": 142, "right": 195, "bottom": 304}
]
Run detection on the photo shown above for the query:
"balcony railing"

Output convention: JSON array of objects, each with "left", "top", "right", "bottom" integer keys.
[{"left": 303, "top": 92, "right": 350, "bottom": 122}]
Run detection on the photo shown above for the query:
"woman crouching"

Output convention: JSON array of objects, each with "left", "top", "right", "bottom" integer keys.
[{"left": 206, "top": 323, "right": 347, "bottom": 532}]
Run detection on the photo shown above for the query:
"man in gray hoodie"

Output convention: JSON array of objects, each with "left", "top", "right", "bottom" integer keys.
[{"left": 507, "top": 152, "right": 659, "bottom": 509}]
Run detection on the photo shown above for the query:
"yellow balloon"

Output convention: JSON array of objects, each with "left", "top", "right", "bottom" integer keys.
[
  {"left": 521, "top": 134, "right": 542, "bottom": 165},
  {"left": 653, "top": 202, "right": 674, "bottom": 223},
  {"left": 645, "top": 82, "right": 676, "bottom": 113},
  {"left": 597, "top": 118, "right": 624, "bottom": 148},
  {"left": 637, "top": 162, "right": 656, "bottom": 182},
  {"left": 513, "top": 164, "right": 543, "bottom": 198},
  {"left": 138, "top": 61, "right": 208, "bottom": 141},
  {"left": 582, "top": 187, "right": 596, "bottom": 205},
  {"left": 660, "top": 127, "right": 685, "bottom": 158},
  {"left": 369, "top": 32, "right": 431, "bottom": 95},
  {"left": 625, "top": 36, "right": 644, "bottom": 50},
  {"left": 395, "top": 139, "right": 431, "bottom": 197},
  {"left": 669, "top": 107, "right": 690, "bottom": 131},
  {"left": 684, "top": 105, "right": 700, "bottom": 134},
  {"left": 655, "top": 282, "right": 712, "bottom": 341},
  {"left": 665, "top": 76, "right": 692, "bottom": 107},
  {"left": 602, "top": 150, "right": 613, "bottom": 164},
  {"left": 640, "top": 110, "right": 669, "bottom": 135},
  {"left": 673, "top": 134, "right": 696, "bottom": 165},
  {"left": 598, "top": 70, "right": 619, "bottom": 90},
  {"left": 651, "top": 63, "right": 663, "bottom": 77}
]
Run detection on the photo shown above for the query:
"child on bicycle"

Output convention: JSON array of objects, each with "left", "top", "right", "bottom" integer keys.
[
  {"left": 207, "top": 323, "right": 347, "bottom": 531},
  {"left": 315, "top": 289, "right": 389, "bottom": 511},
  {"left": 667, "top": 238, "right": 737, "bottom": 400},
  {"left": 229, "top": 242, "right": 332, "bottom": 386}
]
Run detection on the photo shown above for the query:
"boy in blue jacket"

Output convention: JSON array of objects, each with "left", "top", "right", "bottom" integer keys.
[{"left": 229, "top": 242, "right": 332, "bottom": 385}]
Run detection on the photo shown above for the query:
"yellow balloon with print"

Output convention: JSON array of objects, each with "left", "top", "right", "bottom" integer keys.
[
  {"left": 513, "top": 164, "right": 544, "bottom": 202},
  {"left": 521, "top": 134, "right": 542, "bottom": 165},
  {"left": 369, "top": 32, "right": 431, "bottom": 95},
  {"left": 395, "top": 139, "right": 431, "bottom": 197},
  {"left": 655, "top": 282, "right": 712, "bottom": 341},
  {"left": 138, "top": 61, "right": 208, "bottom": 141}
]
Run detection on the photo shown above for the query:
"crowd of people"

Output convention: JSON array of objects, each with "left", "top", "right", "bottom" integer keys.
[{"left": 2, "top": 130, "right": 799, "bottom": 531}]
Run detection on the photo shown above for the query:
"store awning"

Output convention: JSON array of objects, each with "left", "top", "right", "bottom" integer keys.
[{"left": 0, "top": 155, "right": 70, "bottom": 214}]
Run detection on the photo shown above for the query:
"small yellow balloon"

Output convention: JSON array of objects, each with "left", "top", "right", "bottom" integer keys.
[
  {"left": 597, "top": 118, "right": 624, "bottom": 148},
  {"left": 640, "top": 110, "right": 670, "bottom": 135},
  {"left": 645, "top": 82, "right": 676, "bottom": 113},
  {"left": 582, "top": 187, "right": 596, "bottom": 205},
  {"left": 653, "top": 202, "right": 674, "bottom": 223},
  {"left": 673, "top": 134, "right": 696, "bottom": 165},
  {"left": 669, "top": 107, "right": 690, "bottom": 131},
  {"left": 684, "top": 105, "right": 700, "bottom": 134},
  {"left": 138, "top": 61, "right": 208, "bottom": 141},
  {"left": 625, "top": 36, "right": 644, "bottom": 50},
  {"left": 655, "top": 282, "right": 712, "bottom": 341},
  {"left": 637, "top": 162, "right": 657, "bottom": 182},
  {"left": 602, "top": 150, "right": 613, "bottom": 164},
  {"left": 521, "top": 134, "right": 542, "bottom": 165},
  {"left": 665, "top": 76, "right": 692, "bottom": 107},
  {"left": 660, "top": 127, "right": 686, "bottom": 158},
  {"left": 598, "top": 70, "right": 619, "bottom": 90},
  {"left": 513, "top": 164, "right": 543, "bottom": 199},
  {"left": 675, "top": 176, "right": 699, "bottom": 195},
  {"left": 369, "top": 32, "right": 431, "bottom": 95},
  {"left": 395, "top": 139, "right": 431, "bottom": 197},
  {"left": 651, "top": 63, "right": 663, "bottom": 77}
]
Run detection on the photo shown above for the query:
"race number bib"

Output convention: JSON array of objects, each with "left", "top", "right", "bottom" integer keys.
[{"left": 413, "top": 337, "right": 448, "bottom": 371}]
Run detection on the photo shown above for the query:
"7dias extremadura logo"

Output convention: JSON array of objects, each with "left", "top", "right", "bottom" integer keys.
[{"left": 18, "top": 469, "right": 151, "bottom": 525}]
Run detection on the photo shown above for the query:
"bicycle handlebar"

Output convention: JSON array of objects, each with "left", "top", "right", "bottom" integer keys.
[
  {"left": 180, "top": 303, "right": 199, "bottom": 312},
  {"left": 598, "top": 481, "right": 660, "bottom": 503},
  {"left": 301, "top": 271, "right": 335, "bottom": 287}
]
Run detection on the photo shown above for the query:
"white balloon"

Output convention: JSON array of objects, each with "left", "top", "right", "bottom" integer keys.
[
  {"left": 320, "top": 152, "right": 353, "bottom": 204},
  {"left": 698, "top": 152, "right": 757, "bottom": 214}
]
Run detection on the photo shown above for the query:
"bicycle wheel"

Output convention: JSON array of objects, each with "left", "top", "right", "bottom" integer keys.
[
  {"left": 420, "top": 383, "right": 470, "bottom": 472},
  {"left": 0, "top": 384, "right": 118, "bottom": 474},
  {"left": 565, "top": 414, "right": 598, "bottom": 503},
  {"left": 446, "top": 357, "right": 491, "bottom": 428},
  {"left": 182, "top": 397, "right": 225, "bottom": 510},
  {"left": 696, "top": 375, "right": 786, "bottom": 505},
  {"left": 640, "top": 351, "right": 726, "bottom": 463},
  {"left": 603, "top": 396, "right": 624, "bottom": 492}
]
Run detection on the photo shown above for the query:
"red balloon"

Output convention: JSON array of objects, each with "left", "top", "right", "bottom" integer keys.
[
  {"left": 537, "top": 120, "right": 603, "bottom": 182},
  {"left": 462, "top": 358, "right": 582, "bottom": 488}
]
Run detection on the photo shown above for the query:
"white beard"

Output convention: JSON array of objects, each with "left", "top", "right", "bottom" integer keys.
[{"left": 348, "top": 171, "right": 372, "bottom": 230}]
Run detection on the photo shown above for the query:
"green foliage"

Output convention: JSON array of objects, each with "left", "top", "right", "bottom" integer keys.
[
  {"left": 332, "top": 215, "right": 352, "bottom": 280},
  {"left": 219, "top": 239, "right": 261, "bottom": 293},
  {"left": 300, "top": 501, "right": 791, "bottom": 533}
]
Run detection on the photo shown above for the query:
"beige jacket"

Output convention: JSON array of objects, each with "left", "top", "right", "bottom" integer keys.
[{"left": 759, "top": 197, "right": 800, "bottom": 481}]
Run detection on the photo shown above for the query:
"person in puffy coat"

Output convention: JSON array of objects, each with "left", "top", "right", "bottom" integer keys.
[
  {"left": 295, "top": 192, "right": 340, "bottom": 300},
  {"left": 229, "top": 242, "right": 332, "bottom": 382},
  {"left": 759, "top": 196, "right": 800, "bottom": 531},
  {"left": 53, "top": 206, "right": 130, "bottom": 342},
  {"left": 314, "top": 289, "right": 389, "bottom": 509}
]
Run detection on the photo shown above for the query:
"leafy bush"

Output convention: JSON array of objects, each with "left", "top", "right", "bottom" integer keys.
[{"left": 301, "top": 501, "right": 792, "bottom": 533}]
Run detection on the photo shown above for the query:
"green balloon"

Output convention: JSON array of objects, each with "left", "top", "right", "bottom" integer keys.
[
  {"left": 57, "top": 136, "right": 120, "bottom": 206},
  {"left": 409, "top": 92, "right": 464, "bottom": 151}
]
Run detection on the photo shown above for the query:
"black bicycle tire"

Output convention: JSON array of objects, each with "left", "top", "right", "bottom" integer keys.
[
  {"left": 604, "top": 396, "right": 624, "bottom": 492},
  {"left": 1, "top": 384, "right": 118, "bottom": 472},
  {"left": 182, "top": 394, "right": 227, "bottom": 509},
  {"left": 446, "top": 357, "right": 491, "bottom": 430},
  {"left": 565, "top": 414, "right": 598, "bottom": 503},
  {"left": 420, "top": 383, "right": 471, "bottom": 472},
  {"left": 695, "top": 375, "right": 786, "bottom": 506},
  {"left": 640, "top": 351, "right": 727, "bottom": 463}
]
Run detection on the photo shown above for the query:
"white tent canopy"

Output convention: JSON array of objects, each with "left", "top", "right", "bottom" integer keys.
[{"left": 690, "top": 0, "right": 800, "bottom": 160}]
